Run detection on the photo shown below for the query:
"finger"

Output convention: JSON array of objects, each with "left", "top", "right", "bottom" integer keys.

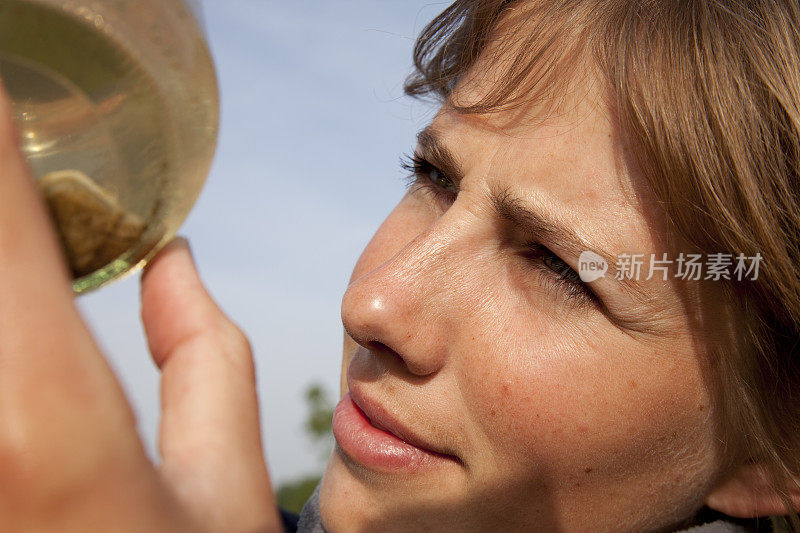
[
  {"left": 0, "top": 81, "right": 142, "bottom": 450},
  {"left": 0, "top": 75, "right": 84, "bottom": 347},
  {"left": 140, "top": 238, "right": 281, "bottom": 533},
  {"left": 0, "top": 79, "right": 157, "bottom": 522},
  {"left": 0, "top": 79, "right": 73, "bottom": 291}
]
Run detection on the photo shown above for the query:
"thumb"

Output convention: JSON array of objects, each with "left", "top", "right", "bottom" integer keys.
[{"left": 140, "top": 238, "right": 281, "bottom": 532}]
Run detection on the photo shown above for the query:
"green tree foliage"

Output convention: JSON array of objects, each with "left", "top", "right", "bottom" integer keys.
[
  {"left": 276, "top": 475, "right": 324, "bottom": 516},
  {"left": 305, "top": 384, "right": 335, "bottom": 455},
  {"left": 276, "top": 383, "right": 335, "bottom": 514}
]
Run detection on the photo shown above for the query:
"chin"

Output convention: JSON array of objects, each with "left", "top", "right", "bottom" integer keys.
[{"left": 318, "top": 446, "right": 472, "bottom": 533}]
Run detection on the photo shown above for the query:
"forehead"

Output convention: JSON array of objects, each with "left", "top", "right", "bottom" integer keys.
[
  {"left": 428, "top": 0, "right": 672, "bottom": 259},
  {"left": 428, "top": 85, "right": 668, "bottom": 265}
]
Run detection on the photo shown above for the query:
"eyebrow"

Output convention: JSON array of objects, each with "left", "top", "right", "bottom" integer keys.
[
  {"left": 489, "top": 184, "right": 616, "bottom": 263},
  {"left": 417, "top": 128, "right": 464, "bottom": 181},
  {"left": 416, "top": 126, "right": 651, "bottom": 302}
]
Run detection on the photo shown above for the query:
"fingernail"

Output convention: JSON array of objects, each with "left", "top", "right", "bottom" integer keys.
[
  {"left": 170, "top": 235, "right": 195, "bottom": 262},
  {"left": 171, "top": 235, "right": 190, "bottom": 250},
  {"left": 141, "top": 235, "right": 193, "bottom": 281}
]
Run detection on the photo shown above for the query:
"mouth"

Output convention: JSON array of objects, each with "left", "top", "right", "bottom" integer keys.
[{"left": 332, "top": 391, "right": 461, "bottom": 473}]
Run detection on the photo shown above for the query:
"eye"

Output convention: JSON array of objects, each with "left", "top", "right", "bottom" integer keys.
[
  {"left": 400, "top": 152, "right": 594, "bottom": 309},
  {"left": 540, "top": 250, "right": 577, "bottom": 280},
  {"left": 401, "top": 152, "right": 457, "bottom": 201},
  {"left": 521, "top": 243, "right": 595, "bottom": 306}
]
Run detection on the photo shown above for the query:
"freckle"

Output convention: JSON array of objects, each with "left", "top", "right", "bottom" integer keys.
[
  {"left": 629, "top": 380, "right": 637, "bottom": 389},
  {"left": 699, "top": 405, "right": 705, "bottom": 411},
  {"left": 501, "top": 383, "right": 509, "bottom": 395},
  {"left": 584, "top": 467, "right": 593, "bottom": 474}
]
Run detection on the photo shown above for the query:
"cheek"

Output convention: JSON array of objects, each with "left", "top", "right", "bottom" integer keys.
[{"left": 458, "top": 311, "right": 714, "bottom": 484}]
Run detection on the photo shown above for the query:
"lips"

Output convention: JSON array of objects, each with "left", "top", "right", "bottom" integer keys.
[{"left": 332, "top": 391, "right": 460, "bottom": 472}]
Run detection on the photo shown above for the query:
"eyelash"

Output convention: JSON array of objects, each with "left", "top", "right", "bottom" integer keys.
[
  {"left": 400, "top": 151, "right": 594, "bottom": 308},
  {"left": 519, "top": 243, "right": 593, "bottom": 306},
  {"left": 400, "top": 152, "right": 457, "bottom": 204}
]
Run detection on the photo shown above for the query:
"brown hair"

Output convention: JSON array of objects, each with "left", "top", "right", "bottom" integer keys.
[{"left": 405, "top": 0, "right": 800, "bottom": 529}]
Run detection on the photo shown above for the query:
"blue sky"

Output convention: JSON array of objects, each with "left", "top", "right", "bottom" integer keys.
[{"left": 77, "top": 1, "right": 443, "bottom": 484}]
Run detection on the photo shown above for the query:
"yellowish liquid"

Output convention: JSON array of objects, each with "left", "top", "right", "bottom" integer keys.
[{"left": 0, "top": 0, "right": 218, "bottom": 294}]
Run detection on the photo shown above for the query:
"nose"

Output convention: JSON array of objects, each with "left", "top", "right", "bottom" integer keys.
[{"left": 341, "top": 212, "right": 477, "bottom": 378}]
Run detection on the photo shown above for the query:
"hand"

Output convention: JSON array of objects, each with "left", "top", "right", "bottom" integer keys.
[{"left": 0, "top": 84, "right": 282, "bottom": 532}]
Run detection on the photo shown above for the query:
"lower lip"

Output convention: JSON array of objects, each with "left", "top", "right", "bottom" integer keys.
[{"left": 332, "top": 393, "right": 456, "bottom": 472}]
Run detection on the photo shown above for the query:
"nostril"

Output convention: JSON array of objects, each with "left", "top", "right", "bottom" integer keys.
[
  {"left": 366, "top": 340, "right": 438, "bottom": 378},
  {"left": 360, "top": 340, "right": 421, "bottom": 376},
  {"left": 340, "top": 261, "right": 446, "bottom": 378},
  {"left": 366, "top": 340, "right": 401, "bottom": 362}
]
